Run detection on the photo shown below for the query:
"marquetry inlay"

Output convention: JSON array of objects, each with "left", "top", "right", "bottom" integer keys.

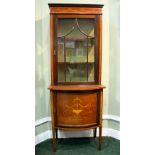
[
  {"left": 72, "top": 97, "right": 82, "bottom": 115},
  {"left": 65, "top": 96, "right": 91, "bottom": 116}
]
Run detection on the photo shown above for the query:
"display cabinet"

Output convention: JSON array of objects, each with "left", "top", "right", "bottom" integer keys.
[{"left": 48, "top": 3, "right": 105, "bottom": 152}]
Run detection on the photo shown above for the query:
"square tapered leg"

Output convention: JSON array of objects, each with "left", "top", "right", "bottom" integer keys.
[
  {"left": 98, "top": 126, "right": 102, "bottom": 150},
  {"left": 52, "top": 128, "right": 56, "bottom": 152},
  {"left": 93, "top": 128, "right": 97, "bottom": 138}
]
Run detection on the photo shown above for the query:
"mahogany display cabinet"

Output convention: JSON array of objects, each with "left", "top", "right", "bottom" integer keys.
[{"left": 48, "top": 3, "right": 105, "bottom": 152}]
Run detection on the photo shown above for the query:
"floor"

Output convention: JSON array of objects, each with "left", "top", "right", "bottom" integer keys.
[{"left": 35, "top": 137, "right": 120, "bottom": 155}]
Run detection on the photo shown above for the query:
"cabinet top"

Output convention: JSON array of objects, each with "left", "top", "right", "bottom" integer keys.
[
  {"left": 48, "top": 3, "right": 103, "bottom": 15},
  {"left": 48, "top": 3, "right": 104, "bottom": 8}
]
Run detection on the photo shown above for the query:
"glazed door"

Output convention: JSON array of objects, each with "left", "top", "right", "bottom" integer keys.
[{"left": 54, "top": 15, "right": 99, "bottom": 85}]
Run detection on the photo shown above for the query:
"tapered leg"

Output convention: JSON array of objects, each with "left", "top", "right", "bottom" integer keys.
[
  {"left": 50, "top": 91, "right": 56, "bottom": 152},
  {"left": 56, "top": 128, "right": 58, "bottom": 139},
  {"left": 93, "top": 128, "right": 97, "bottom": 138},
  {"left": 52, "top": 128, "right": 56, "bottom": 152},
  {"left": 98, "top": 90, "right": 103, "bottom": 150},
  {"left": 99, "top": 126, "right": 102, "bottom": 150}
]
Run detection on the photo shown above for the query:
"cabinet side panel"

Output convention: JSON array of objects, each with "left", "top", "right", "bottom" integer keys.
[
  {"left": 95, "top": 15, "right": 102, "bottom": 84},
  {"left": 95, "top": 15, "right": 100, "bottom": 84},
  {"left": 50, "top": 15, "right": 54, "bottom": 85},
  {"left": 99, "top": 15, "right": 102, "bottom": 84}
]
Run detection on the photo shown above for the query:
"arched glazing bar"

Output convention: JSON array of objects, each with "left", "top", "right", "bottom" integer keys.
[{"left": 58, "top": 18, "right": 95, "bottom": 39}]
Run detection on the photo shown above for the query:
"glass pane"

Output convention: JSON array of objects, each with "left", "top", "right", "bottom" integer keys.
[
  {"left": 88, "top": 38, "right": 95, "bottom": 63},
  {"left": 58, "top": 64, "right": 65, "bottom": 82},
  {"left": 58, "top": 38, "right": 64, "bottom": 62},
  {"left": 58, "top": 19, "right": 75, "bottom": 37},
  {"left": 66, "top": 64, "right": 87, "bottom": 82},
  {"left": 88, "top": 63, "right": 94, "bottom": 82},
  {"left": 78, "top": 19, "right": 95, "bottom": 36},
  {"left": 66, "top": 39, "right": 87, "bottom": 63}
]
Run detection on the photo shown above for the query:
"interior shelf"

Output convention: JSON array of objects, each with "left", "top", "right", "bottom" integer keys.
[
  {"left": 58, "top": 37, "right": 95, "bottom": 41},
  {"left": 58, "top": 62, "right": 94, "bottom": 64}
]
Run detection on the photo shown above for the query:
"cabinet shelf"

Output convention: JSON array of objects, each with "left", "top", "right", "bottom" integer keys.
[
  {"left": 58, "top": 37, "right": 95, "bottom": 41},
  {"left": 58, "top": 62, "right": 94, "bottom": 64}
]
